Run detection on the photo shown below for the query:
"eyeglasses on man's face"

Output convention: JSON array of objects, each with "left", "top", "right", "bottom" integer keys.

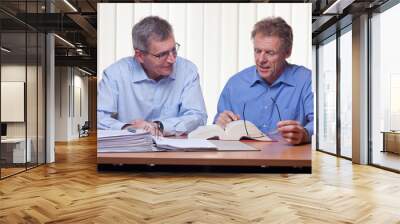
[{"left": 142, "top": 43, "right": 180, "bottom": 60}]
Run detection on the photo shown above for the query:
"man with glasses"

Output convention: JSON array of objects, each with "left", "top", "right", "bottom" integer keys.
[
  {"left": 98, "top": 16, "right": 207, "bottom": 136},
  {"left": 214, "top": 17, "right": 313, "bottom": 145}
]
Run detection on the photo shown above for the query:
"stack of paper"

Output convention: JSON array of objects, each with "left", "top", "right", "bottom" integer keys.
[
  {"left": 152, "top": 137, "right": 218, "bottom": 151},
  {"left": 97, "top": 129, "right": 155, "bottom": 152}
]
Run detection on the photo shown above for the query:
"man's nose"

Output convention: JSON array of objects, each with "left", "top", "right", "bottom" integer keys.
[
  {"left": 258, "top": 52, "right": 269, "bottom": 63},
  {"left": 166, "top": 51, "right": 176, "bottom": 63}
]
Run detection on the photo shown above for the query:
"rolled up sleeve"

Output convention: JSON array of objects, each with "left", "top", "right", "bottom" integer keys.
[{"left": 303, "top": 78, "right": 314, "bottom": 140}]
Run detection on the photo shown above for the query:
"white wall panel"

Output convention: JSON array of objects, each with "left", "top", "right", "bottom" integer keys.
[
  {"left": 151, "top": 3, "right": 169, "bottom": 19},
  {"left": 186, "top": 4, "right": 204, "bottom": 88},
  {"left": 273, "top": 4, "right": 292, "bottom": 26},
  {"left": 290, "top": 3, "right": 311, "bottom": 69},
  {"left": 116, "top": 4, "right": 134, "bottom": 58},
  {"left": 238, "top": 4, "right": 257, "bottom": 72},
  {"left": 256, "top": 3, "right": 274, "bottom": 20},
  {"left": 1, "top": 82, "right": 24, "bottom": 122},
  {"left": 97, "top": 3, "right": 115, "bottom": 83},
  {"left": 203, "top": 4, "right": 221, "bottom": 121},
  {"left": 168, "top": 4, "right": 187, "bottom": 57},
  {"left": 134, "top": 3, "right": 152, "bottom": 24},
  {"left": 221, "top": 4, "right": 238, "bottom": 91},
  {"left": 98, "top": 3, "right": 312, "bottom": 124}
]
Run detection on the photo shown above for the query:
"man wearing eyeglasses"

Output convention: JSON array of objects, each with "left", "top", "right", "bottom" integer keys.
[
  {"left": 98, "top": 16, "right": 207, "bottom": 136},
  {"left": 214, "top": 17, "right": 313, "bottom": 145}
]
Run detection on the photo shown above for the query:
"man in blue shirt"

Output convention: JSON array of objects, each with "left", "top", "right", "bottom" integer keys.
[
  {"left": 98, "top": 16, "right": 207, "bottom": 136},
  {"left": 215, "top": 17, "right": 313, "bottom": 145}
]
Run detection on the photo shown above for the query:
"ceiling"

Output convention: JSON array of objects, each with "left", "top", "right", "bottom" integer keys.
[{"left": 0, "top": 0, "right": 391, "bottom": 74}]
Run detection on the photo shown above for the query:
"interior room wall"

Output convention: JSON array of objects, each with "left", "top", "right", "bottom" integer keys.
[
  {"left": 54, "top": 67, "right": 89, "bottom": 141},
  {"left": 55, "top": 66, "right": 69, "bottom": 141},
  {"left": 1, "top": 65, "right": 39, "bottom": 139},
  {"left": 72, "top": 73, "right": 89, "bottom": 137}
]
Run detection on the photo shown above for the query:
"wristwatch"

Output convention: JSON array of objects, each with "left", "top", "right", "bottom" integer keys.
[{"left": 153, "top": 121, "right": 164, "bottom": 134}]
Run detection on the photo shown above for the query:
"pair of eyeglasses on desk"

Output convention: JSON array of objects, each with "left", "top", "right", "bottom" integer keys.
[{"left": 242, "top": 97, "right": 282, "bottom": 139}]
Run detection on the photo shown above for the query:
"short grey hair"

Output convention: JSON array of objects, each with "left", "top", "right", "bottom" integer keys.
[
  {"left": 132, "top": 16, "right": 173, "bottom": 52},
  {"left": 251, "top": 17, "right": 293, "bottom": 54}
]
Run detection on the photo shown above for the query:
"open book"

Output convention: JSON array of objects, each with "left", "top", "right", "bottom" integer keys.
[{"left": 188, "top": 120, "right": 272, "bottom": 141}]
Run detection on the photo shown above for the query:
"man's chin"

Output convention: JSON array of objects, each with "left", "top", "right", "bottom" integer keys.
[
  {"left": 257, "top": 70, "right": 271, "bottom": 79},
  {"left": 160, "top": 71, "right": 172, "bottom": 76},
  {"left": 159, "top": 68, "right": 173, "bottom": 75}
]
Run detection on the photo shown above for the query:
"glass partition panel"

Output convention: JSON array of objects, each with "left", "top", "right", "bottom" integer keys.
[
  {"left": 371, "top": 4, "right": 400, "bottom": 171},
  {"left": 27, "top": 30, "right": 38, "bottom": 169},
  {"left": 0, "top": 1, "right": 46, "bottom": 179},
  {"left": 1, "top": 30, "right": 27, "bottom": 177},
  {"left": 37, "top": 32, "right": 45, "bottom": 165},
  {"left": 317, "top": 37, "right": 337, "bottom": 154},
  {"left": 339, "top": 29, "right": 352, "bottom": 158},
  {"left": 26, "top": 0, "right": 39, "bottom": 169}
]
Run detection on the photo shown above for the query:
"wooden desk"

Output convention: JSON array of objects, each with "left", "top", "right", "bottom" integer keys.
[{"left": 97, "top": 141, "right": 311, "bottom": 171}]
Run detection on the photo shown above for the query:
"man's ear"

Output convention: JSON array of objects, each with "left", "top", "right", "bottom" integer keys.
[
  {"left": 134, "top": 49, "right": 145, "bottom": 63},
  {"left": 285, "top": 48, "right": 292, "bottom": 59}
]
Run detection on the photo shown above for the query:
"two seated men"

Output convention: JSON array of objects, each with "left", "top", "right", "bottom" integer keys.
[{"left": 97, "top": 16, "right": 313, "bottom": 145}]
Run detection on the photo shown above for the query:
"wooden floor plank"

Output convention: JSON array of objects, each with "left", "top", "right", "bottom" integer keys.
[{"left": 0, "top": 135, "right": 400, "bottom": 223}]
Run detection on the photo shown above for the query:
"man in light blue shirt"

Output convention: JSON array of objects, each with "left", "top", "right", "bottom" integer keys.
[
  {"left": 215, "top": 17, "right": 313, "bottom": 145},
  {"left": 98, "top": 16, "right": 207, "bottom": 136}
]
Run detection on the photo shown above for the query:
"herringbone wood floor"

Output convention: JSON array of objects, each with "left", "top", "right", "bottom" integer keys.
[{"left": 1, "top": 135, "right": 400, "bottom": 224}]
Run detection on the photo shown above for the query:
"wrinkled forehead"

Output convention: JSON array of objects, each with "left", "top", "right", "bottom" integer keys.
[
  {"left": 146, "top": 34, "right": 175, "bottom": 52},
  {"left": 253, "top": 34, "right": 284, "bottom": 51}
]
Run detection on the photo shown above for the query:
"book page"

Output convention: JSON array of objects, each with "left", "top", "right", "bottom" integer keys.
[
  {"left": 224, "top": 120, "right": 272, "bottom": 141},
  {"left": 223, "top": 120, "right": 250, "bottom": 140},
  {"left": 188, "top": 124, "right": 226, "bottom": 139}
]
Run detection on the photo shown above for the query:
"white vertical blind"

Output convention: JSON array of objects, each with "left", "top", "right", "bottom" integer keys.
[{"left": 98, "top": 3, "right": 311, "bottom": 124}]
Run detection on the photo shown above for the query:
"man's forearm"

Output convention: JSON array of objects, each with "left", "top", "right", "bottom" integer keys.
[
  {"left": 97, "top": 111, "right": 126, "bottom": 130},
  {"left": 161, "top": 114, "right": 206, "bottom": 136},
  {"left": 303, "top": 121, "right": 314, "bottom": 143}
]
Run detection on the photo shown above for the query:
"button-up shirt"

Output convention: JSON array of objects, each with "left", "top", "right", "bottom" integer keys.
[
  {"left": 214, "top": 64, "right": 314, "bottom": 138},
  {"left": 98, "top": 56, "right": 207, "bottom": 135}
]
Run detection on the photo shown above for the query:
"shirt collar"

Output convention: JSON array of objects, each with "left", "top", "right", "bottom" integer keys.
[
  {"left": 131, "top": 57, "right": 177, "bottom": 83},
  {"left": 250, "top": 64, "right": 296, "bottom": 87},
  {"left": 249, "top": 67, "right": 264, "bottom": 87}
]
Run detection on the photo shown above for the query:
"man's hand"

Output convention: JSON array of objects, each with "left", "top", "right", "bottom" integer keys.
[
  {"left": 215, "top": 111, "right": 240, "bottom": 128},
  {"left": 124, "top": 119, "right": 163, "bottom": 137},
  {"left": 277, "top": 120, "right": 309, "bottom": 145}
]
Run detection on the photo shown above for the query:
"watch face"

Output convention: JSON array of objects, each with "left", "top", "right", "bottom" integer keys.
[{"left": 154, "top": 121, "right": 164, "bottom": 133}]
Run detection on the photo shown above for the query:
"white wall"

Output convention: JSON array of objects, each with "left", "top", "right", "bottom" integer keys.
[
  {"left": 55, "top": 67, "right": 89, "bottom": 141},
  {"left": 1, "top": 64, "right": 46, "bottom": 164},
  {"left": 98, "top": 3, "right": 312, "bottom": 123},
  {"left": 1, "top": 65, "right": 38, "bottom": 137},
  {"left": 55, "top": 67, "right": 68, "bottom": 141}
]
